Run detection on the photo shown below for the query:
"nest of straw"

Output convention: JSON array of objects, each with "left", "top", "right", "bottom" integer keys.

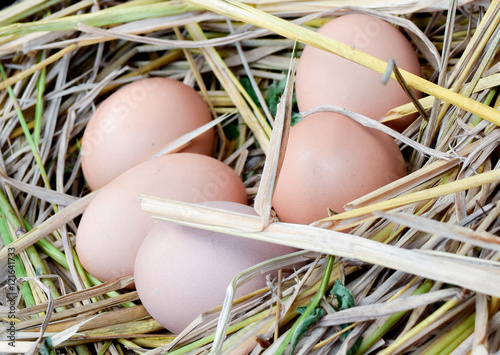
[{"left": 0, "top": 0, "right": 499, "bottom": 354}]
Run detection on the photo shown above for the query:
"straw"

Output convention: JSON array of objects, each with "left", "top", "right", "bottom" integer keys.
[{"left": 0, "top": 1, "right": 499, "bottom": 354}]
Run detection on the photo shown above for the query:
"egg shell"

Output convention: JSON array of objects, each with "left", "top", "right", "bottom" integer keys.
[
  {"left": 296, "top": 13, "right": 422, "bottom": 131},
  {"left": 81, "top": 77, "right": 214, "bottom": 190},
  {"left": 134, "top": 200, "right": 299, "bottom": 334},
  {"left": 272, "top": 113, "right": 406, "bottom": 225},
  {"left": 76, "top": 153, "right": 247, "bottom": 283}
]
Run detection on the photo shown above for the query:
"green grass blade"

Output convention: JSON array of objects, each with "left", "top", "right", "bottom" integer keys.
[
  {"left": 276, "top": 255, "right": 335, "bottom": 355},
  {"left": 0, "top": 2, "right": 200, "bottom": 36},
  {"left": 34, "top": 60, "right": 46, "bottom": 146},
  {"left": 0, "top": 63, "right": 52, "bottom": 191},
  {"left": 0, "top": 211, "right": 35, "bottom": 308}
]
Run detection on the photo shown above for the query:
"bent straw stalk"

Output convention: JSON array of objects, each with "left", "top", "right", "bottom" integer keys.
[{"left": 140, "top": 195, "right": 500, "bottom": 298}]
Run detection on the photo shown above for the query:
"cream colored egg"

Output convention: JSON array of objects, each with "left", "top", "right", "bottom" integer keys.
[
  {"left": 296, "top": 13, "right": 422, "bottom": 132},
  {"left": 76, "top": 153, "right": 247, "bottom": 283},
  {"left": 272, "top": 113, "right": 406, "bottom": 225},
  {"left": 135, "top": 201, "right": 299, "bottom": 334},
  {"left": 81, "top": 77, "right": 214, "bottom": 190}
]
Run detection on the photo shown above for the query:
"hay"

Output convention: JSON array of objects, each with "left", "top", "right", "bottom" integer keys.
[{"left": 0, "top": 0, "right": 499, "bottom": 354}]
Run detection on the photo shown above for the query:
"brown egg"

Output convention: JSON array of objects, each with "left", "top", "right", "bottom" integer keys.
[
  {"left": 81, "top": 77, "right": 214, "bottom": 190},
  {"left": 296, "top": 13, "right": 422, "bottom": 131},
  {"left": 272, "top": 113, "right": 406, "bottom": 224},
  {"left": 134, "top": 200, "right": 299, "bottom": 334},
  {"left": 76, "top": 153, "right": 247, "bottom": 283}
]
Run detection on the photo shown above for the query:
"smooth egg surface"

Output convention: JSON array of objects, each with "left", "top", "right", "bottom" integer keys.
[
  {"left": 81, "top": 77, "right": 214, "bottom": 190},
  {"left": 296, "top": 13, "right": 422, "bottom": 131},
  {"left": 134, "top": 201, "right": 299, "bottom": 334},
  {"left": 76, "top": 153, "right": 247, "bottom": 283},
  {"left": 272, "top": 113, "right": 406, "bottom": 225}
]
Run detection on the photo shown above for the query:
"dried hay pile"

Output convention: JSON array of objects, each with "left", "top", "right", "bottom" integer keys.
[{"left": 0, "top": 0, "right": 499, "bottom": 354}]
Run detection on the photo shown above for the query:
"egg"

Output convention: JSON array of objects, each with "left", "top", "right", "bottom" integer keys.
[
  {"left": 134, "top": 200, "right": 299, "bottom": 334},
  {"left": 272, "top": 113, "right": 406, "bottom": 225},
  {"left": 81, "top": 77, "right": 214, "bottom": 190},
  {"left": 296, "top": 13, "right": 422, "bottom": 131},
  {"left": 76, "top": 153, "right": 247, "bottom": 283}
]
